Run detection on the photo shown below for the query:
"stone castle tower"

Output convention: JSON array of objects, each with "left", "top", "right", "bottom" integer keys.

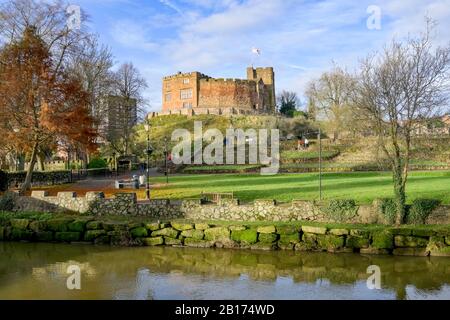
[
  {"left": 155, "top": 67, "right": 276, "bottom": 116},
  {"left": 246, "top": 67, "right": 276, "bottom": 114}
]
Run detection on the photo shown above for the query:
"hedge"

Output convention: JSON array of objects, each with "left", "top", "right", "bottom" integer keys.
[
  {"left": 0, "top": 170, "right": 7, "bottom": 191},
  {"left": 6, "top": 170, "right": 71, "bottom": 188}
]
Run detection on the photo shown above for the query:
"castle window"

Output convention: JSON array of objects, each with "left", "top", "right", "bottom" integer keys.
[
  {"left": 180, "top": 88, "right": 193, "bottom": 100},
  {"left": 165, "top": 83, "right": 171, "bottom": 90},
  {"left": 183, "top": 78, "right": 190, "bottom": 84},
  {"left": 183, "top": 102, "right": 192, "bottom": 109},
  {"left": 165, "top": 93, "right": 172, "bottom": 102}
]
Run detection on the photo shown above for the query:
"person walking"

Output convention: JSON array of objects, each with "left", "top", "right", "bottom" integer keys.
[
  {"left": 297, "top": 136, "right": 304, "bottom": 151},
  {"left": 304, "top": 137, "right": 310, "bottom": 149}
]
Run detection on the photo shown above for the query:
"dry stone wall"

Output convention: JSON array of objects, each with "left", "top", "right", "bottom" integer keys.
[{"left": 4, "top": 191, "right": 450, "bottom": 225}]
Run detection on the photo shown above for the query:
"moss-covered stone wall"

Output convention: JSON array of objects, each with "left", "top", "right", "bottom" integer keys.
[{"left": 1, "top": 217, "right": 450, "bottom": 257}]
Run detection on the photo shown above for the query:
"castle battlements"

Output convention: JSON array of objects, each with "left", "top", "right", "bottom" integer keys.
[{"left": 159, "top": 66, "right": 276, "bottom": 117}]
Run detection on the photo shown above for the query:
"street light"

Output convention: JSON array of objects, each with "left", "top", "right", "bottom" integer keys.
[
  {"left": 12, "top": 127, "right": 20, "bottom": 172},
  {"left": 318, "top": 128, "right": 322, "bottom": 201},
  {"left": 112, "top": 152, "right": 117, "bottom": 177},
  {"left": 164, "top": 137, "right": 169, "bottom": 184},
  {"left": 144, "top": 122, "right": 153, "bottom": 200}
]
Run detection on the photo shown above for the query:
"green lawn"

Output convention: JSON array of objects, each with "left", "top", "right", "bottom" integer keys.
[{"left": 150, "top": 170, "right": 450, "bottom": 204}]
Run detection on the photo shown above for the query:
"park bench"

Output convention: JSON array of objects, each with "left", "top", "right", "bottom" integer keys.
[{"left": 115, "top": 177, "right": 140, "bottom": 189}]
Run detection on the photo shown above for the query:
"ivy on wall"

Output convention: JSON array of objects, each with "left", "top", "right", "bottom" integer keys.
[{"left": 322, "top": 199, "right": 358, "bottom": 223}]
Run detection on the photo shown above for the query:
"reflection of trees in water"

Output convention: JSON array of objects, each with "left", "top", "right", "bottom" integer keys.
[
  {"left": 2, "top": 243, "right": 450, "bottom": 299},
  {"left": 135, "top": 268, "right": 154, "bottom": 300}
]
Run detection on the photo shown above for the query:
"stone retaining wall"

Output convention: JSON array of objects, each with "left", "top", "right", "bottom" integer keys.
[
  {"left": 5, "top": 191, "right": 450, "bottom": 225},
  {"left": 1, "top": 217, "right": 449, "bottom": 257}
]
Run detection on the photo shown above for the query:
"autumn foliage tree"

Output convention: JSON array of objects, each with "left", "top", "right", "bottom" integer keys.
[{"left": 0, "top": 27, "right": 97, "bottom": 192}]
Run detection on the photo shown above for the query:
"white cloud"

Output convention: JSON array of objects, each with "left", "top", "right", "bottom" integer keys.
[
  {"left": 102, "top": 0, "right": 450, "bottom": 109},
  {"left": 110, "top": 20, "right": 159, "bottom": 51}
]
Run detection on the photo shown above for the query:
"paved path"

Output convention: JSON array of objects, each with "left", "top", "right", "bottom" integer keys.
[{"left": 30, "top": 169, "right": 164, "bottom": 197}]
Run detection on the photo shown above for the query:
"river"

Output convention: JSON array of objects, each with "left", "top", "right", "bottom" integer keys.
[{"left": 0, "top": 242, "right": 449, "bottom": 300}]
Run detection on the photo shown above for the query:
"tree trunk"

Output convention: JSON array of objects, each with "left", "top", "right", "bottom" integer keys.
[
  {"left": 333, "top": 131, "right": 338, "bottom": 142},
  {"left": 38, "top": 153, "right": 45, "bottom": 171},
  {"left": 20, "top": 142, "right": 39, "bottom": 194},
  {"left": 393, "top": 165, "right": 406, "bottom": 225}
]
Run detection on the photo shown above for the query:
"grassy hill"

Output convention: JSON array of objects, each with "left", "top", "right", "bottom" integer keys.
[
  {"left": 134, "top": 114, "right": 450, "bottom": 173},
  {"left": 136, "top": 114, "right": 286, "bottom": 160}
]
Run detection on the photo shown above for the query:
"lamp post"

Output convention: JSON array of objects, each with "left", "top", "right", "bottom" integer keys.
[
  {"left": 13, "top": 128, "right": 20, "bottom": 172},
  {"left": 164, "top": 137, "right": 169, "bottom": 184},
  {"left": 15, "top": 152, "right": 19, "bottom": 172},
  {"left": 318, "top": 128, "right": 322, "bottom": 201},
  {"left": 144, "top": 122, "right": 153, "bottom": 200},
  {"left": 112, "top": 152, "right": 117, "bottom": 177}
]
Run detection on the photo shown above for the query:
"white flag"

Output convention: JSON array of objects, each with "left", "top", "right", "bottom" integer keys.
[{"left": 252, "top": 47, "right": 261, "bottom": 55}]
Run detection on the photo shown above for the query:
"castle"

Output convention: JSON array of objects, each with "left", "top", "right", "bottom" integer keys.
[{"left": 151, "top": 67, "right": 276, "bottom": 117}]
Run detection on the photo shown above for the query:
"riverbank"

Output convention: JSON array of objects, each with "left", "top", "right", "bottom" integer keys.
[
  {"left": 2, "top": 242, "right": 450, "bottom": 300},
  {"left": 1, "top": 213, "right": 450, "bottom": 257}
]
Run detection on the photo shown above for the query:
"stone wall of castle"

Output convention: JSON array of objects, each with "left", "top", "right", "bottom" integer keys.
[
  {"left": 197, "top": 78, "right": 260, "bottom": 111},
  {"left": 160, "top": 67, "right": 275, "bottom": 116}
]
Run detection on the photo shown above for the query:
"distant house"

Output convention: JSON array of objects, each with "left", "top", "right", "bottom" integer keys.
[
  {"left": 412, "top": 115, "right": 450, "bottom": 136},
  {"left": 98, "top": 95, "right": 138, "bottom": 144}
]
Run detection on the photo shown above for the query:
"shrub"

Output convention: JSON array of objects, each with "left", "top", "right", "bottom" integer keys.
[
  {"left": 323, "top": 199, "right": 358, "bottom": 223},
  {"left": 0, "top": 170, "right": 7, "bottom": 191},
  {"left": 0, "top": 211, "right": 53, "bottom": 225},
  {"left": 375, "top": 198, "right": 397, "bottom": 225},
  {"left": 406, "top": 199, "right": 441, "bottom": 225},
  {"left": 0, "top": 192, "right": 15, "bottom": 211},
  {"left": 88, "top": 157, "right": 108, "bottom": 169}
]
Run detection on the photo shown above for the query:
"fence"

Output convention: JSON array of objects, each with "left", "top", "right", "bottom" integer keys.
[{"left": 201, "top": 192, "right": 234, "bottom": 204}]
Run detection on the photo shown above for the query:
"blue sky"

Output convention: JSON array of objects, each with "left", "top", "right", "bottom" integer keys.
[{"left": 52, "top": 0, "right": 450, "bottom": 110}]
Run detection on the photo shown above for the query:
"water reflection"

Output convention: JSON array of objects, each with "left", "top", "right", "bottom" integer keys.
[{"left": 0, "top": 242, "right": 449, "bottom": 300}]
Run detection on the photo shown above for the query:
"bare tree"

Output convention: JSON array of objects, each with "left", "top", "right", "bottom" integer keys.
[
  {"left": 0, "top": 0, "right": 90, "bottom": 73},
  {"left": 306, "top": 65, "right": 357, "bottom": 140},
  {"left": 110, "top": 62, "right": 148, "bottom": 155},
  {"left": 66, "top": 36, "right": 115, "bottom": 152},
  {"left": 354, "top": 20, "right": 450, "bottom": 223},
  {"left": 67, "top": 36, "right": 114, "bottom": 119}
]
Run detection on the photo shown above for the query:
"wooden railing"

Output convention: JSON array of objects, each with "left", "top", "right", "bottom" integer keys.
[{"left": 201, "top": 192, "right": 234, "bottom": 204}]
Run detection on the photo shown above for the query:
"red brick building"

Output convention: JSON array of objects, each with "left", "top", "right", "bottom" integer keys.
[{"left": 154, "top": 67, "right": 276, "bottom": 116}]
